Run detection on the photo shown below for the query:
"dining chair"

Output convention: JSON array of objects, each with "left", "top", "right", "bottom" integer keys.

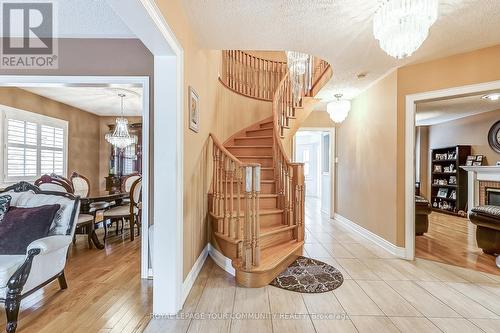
[
  {"left": 120, "top": 173, "right": 141, "bottom": 206},
  {"left": 34, "top": 174, "right": 74, "bottom": 193},
  {"left": 103, "top": 177, "right": 142, "bottom": 241},
  {"left": 70, "top": 172, "right": 90, "bottom": 197}
]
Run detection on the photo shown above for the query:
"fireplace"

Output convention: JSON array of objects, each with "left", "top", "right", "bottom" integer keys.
[
  {"left": 461, "top": 165, "right": 500, "bottom": 213},
  {"left": 479, "top": 181, "right": 500, "bottom": 206},
  {"left": 486, "top": 188, "right": 500, "bottom": 206}
]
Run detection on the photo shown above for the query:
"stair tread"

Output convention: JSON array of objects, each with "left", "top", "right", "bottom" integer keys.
[
  {"left": 210, "top": 208, "right": 283, "bottom": 218},
  {"left": 220, "top": 193, "right": 278, "bottom": 198},
  {"left": 235, "top": 135, "right": 273, "bottom": 139},
  {"left": 237, "top": 155, "right": 273, "bottom": 158},
  {"left": 239, "top": 240, "right": 303, "bottom": 273},
  {"left": 247, "top": 128, "right": 272, "bottom": 132},
  {"left": 260, "top": 224, "right": 295, "bottom": 237},
  {"left": 226, "top": 145, "right": 273, "bottom": 148}
]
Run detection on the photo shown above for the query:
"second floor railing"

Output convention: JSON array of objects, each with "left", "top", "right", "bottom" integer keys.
[{"left": 220, "top": 50, "right": 288, "bottom": 101}]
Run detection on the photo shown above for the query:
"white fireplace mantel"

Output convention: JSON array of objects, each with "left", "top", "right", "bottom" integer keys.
[{"left": 460, "top": 165, "right": 500, "bottom": 212}]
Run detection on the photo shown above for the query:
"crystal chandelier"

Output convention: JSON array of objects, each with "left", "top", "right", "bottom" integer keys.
[
  {"left": 286, "top": 51, "right": 310, "bottom": 99},
  {"left": 105, "top": 93, "right": 136, "bottom": 149},
  {"left": 373, "top": 0, "right": 439, "bottom": 59},
  {"left": 327, "top": 94, "right": 351, "bottom": 123}
]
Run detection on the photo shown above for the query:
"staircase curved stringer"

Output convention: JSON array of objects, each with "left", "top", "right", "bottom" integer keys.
[{"left": 209, "top": 51, "right": 332, "bottom": 287}]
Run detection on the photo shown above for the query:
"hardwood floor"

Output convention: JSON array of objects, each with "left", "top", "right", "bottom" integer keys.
[
  {"left": 145, "top": 198, "right": 500, "bottom": 333},
  {"left": 416, "top": 212, "right": 499, "bottom": 275},
  {"left": 0, "top": 228, "right": 152, "bottom": 333}
]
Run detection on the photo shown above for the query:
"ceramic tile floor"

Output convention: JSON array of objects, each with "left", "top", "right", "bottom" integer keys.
[{"left": 145, "top": 198, "right": 500, "bottom": 333}]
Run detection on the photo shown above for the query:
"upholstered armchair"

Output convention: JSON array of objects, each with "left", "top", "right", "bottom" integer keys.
[{"left": 0, "top": 182, "right": 80, "bottom": 333}]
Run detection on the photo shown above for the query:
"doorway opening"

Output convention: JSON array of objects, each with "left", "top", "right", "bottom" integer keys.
[
  {"left": 294, "top": 129, "right": 335, "bottom": 217},
  {"left": 413, "top": 91, "right": 500, "bottom": 274}
]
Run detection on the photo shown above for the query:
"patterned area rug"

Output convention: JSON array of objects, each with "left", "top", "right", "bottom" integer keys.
[{"left": 270, "top": 256, "right": 344, "bottom": 293}]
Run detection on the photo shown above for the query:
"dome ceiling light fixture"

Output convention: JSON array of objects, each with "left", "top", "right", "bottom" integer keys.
[
  {"left": 327, "top": 94, "right": 351, "bottom": 124},
  {"left": 373, "top": 0, "right": 439, "bottom": 59}
]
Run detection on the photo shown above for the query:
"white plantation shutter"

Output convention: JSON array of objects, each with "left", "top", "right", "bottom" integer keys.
[
  {"left": 6, "top": 119, "right": 38, "bottom": 177},
  {"left": 2, "top": 108, "right": 68, "bottom": 182},
  {"left": 40, "top": 125, "right": 64, "bottom": 175}
]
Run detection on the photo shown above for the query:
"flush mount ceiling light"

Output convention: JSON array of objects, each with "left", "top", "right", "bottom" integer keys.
[
  {"left": 105, "top": 93, "right": 137, "bottom": 149},
  {"left": 373, "top": 0, "right": 439, "bottom": 59},
  {"left": 327, "top": 94, "right": 351, "bottom": 123},
  {"left": 481, "top": 93, "right": 500, "bottom": 101}
]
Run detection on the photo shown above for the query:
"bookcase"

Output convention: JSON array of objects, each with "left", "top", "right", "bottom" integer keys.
[{"left": 430, "top": 145, "right": 471, "bottom": 216}]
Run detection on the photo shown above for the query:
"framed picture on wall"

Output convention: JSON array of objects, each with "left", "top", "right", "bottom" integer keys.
[{"left": 189, "top": 86, "right": 200, "bottom": 133}]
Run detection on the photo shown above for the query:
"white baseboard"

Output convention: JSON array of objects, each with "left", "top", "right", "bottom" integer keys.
[
  {"left": 182, "top": 244, "right": 209, "bottom": 304},
  {"left": 208, "top": 244, "right": 236, "bottom": 276},
  {"left": 334, "top": 214, "right": 406, "bottom": 258}
]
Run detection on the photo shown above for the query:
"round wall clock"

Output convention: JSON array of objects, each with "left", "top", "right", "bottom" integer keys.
[{"left": 488, "top": 120, "right": 500, "bottom": 154}]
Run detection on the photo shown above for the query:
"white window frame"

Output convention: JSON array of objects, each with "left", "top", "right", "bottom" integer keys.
[{"left": 0, "top": 105, "right": 68, "bottom": 185}]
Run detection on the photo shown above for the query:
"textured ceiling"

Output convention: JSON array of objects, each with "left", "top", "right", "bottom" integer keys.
[
  {"left": 3, "top": 0, "right": 135, "bottom": 38},
  {"left": 21, "top": 87, "right": 143, "bottom": 116},
  {"left": 181, "top": 0, "right": 500, "bottom": 102},
  {"left": 416, "top": 93, "right": 500, "bottom": 126}
]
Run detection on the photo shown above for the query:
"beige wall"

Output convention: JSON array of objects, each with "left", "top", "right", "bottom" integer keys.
[
  {"left": 336, "top": 71, "right": 398, "bottom": 244},
  {"left": 218, "top": 82, "right": 272, "bottom": 141},
  {"left": 155, "top": 0, "right": 224, "bottom": 279},
  {"left": 98, "top": 116, "right": 143, "bottom": 192},
  {"left": 243, "top": 51, "right": 287, "bottom": 63},
  {"left": 301, "top": 111, "right": 336, "bottom": 128},
  {"left": 0, "top": 87, "right": 101, "bottom": 190}
]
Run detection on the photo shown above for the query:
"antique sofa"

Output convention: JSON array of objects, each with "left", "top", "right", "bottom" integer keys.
[
  {"left": 415, "top": 195, "right": 432, "bottom": 235},
  {"left": 469, "top": 205, "right": 500, "bottom": 255},
  {"left": 0, "top": 182, "right": 80, "bottom": 333}
]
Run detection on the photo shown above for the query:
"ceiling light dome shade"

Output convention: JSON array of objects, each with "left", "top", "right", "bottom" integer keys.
[
  {"left": 327, "top": 98, "right": 351, "bottom": 123},
  {"left": 373, "top": 0, "right": 439, "bottom": 59}
]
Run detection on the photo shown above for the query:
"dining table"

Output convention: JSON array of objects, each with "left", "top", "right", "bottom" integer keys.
[{"left": 79, "top": 191, "right": 129, "bottom": 249}]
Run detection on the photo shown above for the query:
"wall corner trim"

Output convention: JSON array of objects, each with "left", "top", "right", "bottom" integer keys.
[
  {"left": 208, "top": 244, "right": 236, "bottom": 276},
  {"left": 182, "top": 244, "right": 209, "bottom": 304},
  {"left": 334, "top": 214, "right": 407, "bottom": 258}
]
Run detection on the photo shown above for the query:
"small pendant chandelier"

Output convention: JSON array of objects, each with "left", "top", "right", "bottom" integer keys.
[
  {"left": 286, "top": 51, "right": 310, "bottom": 100},
  {"left": 105, "top": 93, "right": 136, "bottom": 149},
  {"left": 373, "top": 0, "right": 439, "bottom": 59}
]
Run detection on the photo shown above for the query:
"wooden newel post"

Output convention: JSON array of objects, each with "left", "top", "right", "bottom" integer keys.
[
  {"left": 292, "top": 163, "right": 305, "bottom": 242},
  {"left": 253, "top": 166, "right": 261, "bottom": 266},
  {"left": 244, "top": 166, "right": 253, "bottom": 270}
]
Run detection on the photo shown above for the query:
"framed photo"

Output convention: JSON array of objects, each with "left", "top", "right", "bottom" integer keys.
[
  {"left": 476, "top": 155, "right": 483, "bottom": 162},
  {"left": 437, "top": 188, "right": 448, "bottom": 198},
  {"left": 433, "top": 165, "right": 442, "bottom": 173},
  {"left": 450, "top": 190, "right": 457, "bottom": 200},
  {"left": 189, "top": 86, "right": 200, "bottom": 133}
]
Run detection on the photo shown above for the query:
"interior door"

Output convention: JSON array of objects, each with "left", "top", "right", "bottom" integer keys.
[
  {"left": 296, "top": 143, "right": 319, "bottom": 197},
  {"left": 320, "top": 132, "right": 331, "bottom": 213}
]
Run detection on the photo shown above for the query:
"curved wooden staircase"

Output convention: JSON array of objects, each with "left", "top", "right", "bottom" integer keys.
[{"left": 209, "top": 51, "right": 332, "bottom": 287}]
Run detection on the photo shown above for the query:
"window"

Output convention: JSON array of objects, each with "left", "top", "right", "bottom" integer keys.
[{"left": 1, "top": 107, "right": 68, "bottom": 183}]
